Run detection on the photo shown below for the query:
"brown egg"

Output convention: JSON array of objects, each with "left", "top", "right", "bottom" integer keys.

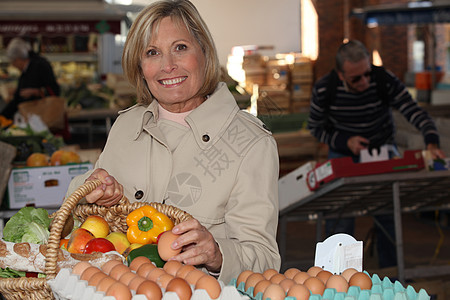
[
  {"left": 129, "top": 256, "right": 152, "bottom": 272},
  {"left": 97, "top": 276, "right": 117, "bottom": 292},
  {"left": 80, "top": 266, "right": 101, "bottom": 282},
  {"left": 87, "top": 271, "right": 108, "bottom": 287},
  {"left": 279, "top": 278, "right": 296, "bottom": 293},
  {"left": 236, "top": 270, "right": 253, "bottom": 287},
  {"left": 72, "top": 261, "right": 92, "bottom": 276},
  {"left": 293, "top": 271, "right": 311, "bottom": 284},
  {"left": 245, "top": 273, "right": 265, "bottom": 292},
  {"left": 146, "top": 268, "right": 167, "bottom": 282},
  {"left": 349, "top": 272, "right": 372, "bottom": 290},
  {"left": 136, "top": 280, "right": 163, "bottom": 300},
  {"left": 101, "top": 260, "right": 123, "bottom": 274},
  {"left": 157, "top": 230, "right": 181, "bottom": 261},
  {"left": 262, "top": 283, "right": 286, "bottom": 300},
  {"left": 106, "top": 281, "right": 132, "bottom": 300},
  {"left": 262, "top": 268, "right": 279, "bottom": 280},
  {"left": 195, "top": 275, "right": 222, "bottom": 299},
  {"left": 166, "top": 277, "right": 192, "bottom": 300},
  {"left": 284, "top": 267, "right": 300, "bottom": 279},
  {"left": 316, "top": 270, "right": 333, "bottom": 284},
  {"left": 287, "top": 284, "right": 311, "bottom": 300},
  {"left": 119, "top": 272, "right": 138, "bottom": 286},
  {"left": 110, "top": 264, "right": 132, "bottom": 280},
  {"left": 163, "top": 260, "right": 183, "bottom": 276},
  {"left": 304, "top": 276, "right": 325, "bottom": 295},
  {"left": 156, "top": 273, "right": 175, "bottom": 289},
  {"left": 341, "top": 268, "right": 358, "bottom": 281},
  {"left": 176, "top": 264, "right": 196, "bottom": 279},
  {"left": 326, "top": 274, "right": 349, "bottom": 293},
  {"left": 136, "top": 263, "right": 157, "bottom": 278},
  {"left": 184, "top": 269, "right": 206, "bottom": 286},
  {"left": 306, "top": 266, "right": 323, "bottom": 277},
  {"left": 253, "top": 279, "right": 272, "bottom": 297},
  {"left": 128, "top": 276, "right": 147, "bottom": 291},
  {"left": 270, "top": 273, "right": 286, "bottom": 284}
]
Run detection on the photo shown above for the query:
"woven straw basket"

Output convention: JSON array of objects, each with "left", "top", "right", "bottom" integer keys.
[{"left": 0, "top": 179, "right": 193, "bottom": 300}]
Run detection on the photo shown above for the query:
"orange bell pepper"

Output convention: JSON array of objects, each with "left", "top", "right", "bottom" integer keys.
[{"left": 126, "top": 205, "right": 174, "bottom": 244}]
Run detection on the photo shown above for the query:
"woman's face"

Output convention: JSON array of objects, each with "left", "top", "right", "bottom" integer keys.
[{"left": 141, "top": 16, "right": 206, "bottom": 113}]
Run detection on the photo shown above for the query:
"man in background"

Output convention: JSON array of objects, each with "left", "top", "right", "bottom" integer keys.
[{"left": 307, "top": 40, "right": 445, "bottom": 268}]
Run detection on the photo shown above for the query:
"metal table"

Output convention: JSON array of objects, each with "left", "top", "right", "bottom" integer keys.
[{"left": 278, "top": 169, "right": 450, "bottom": 283}]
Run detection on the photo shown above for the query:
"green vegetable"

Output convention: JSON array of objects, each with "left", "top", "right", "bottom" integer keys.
[
  {"left": 3, "top": 207, "right": 51, "bottom": 244},
  {"left": 126, "top": 244, "right": 165, "bottom": 268},
  {"left": 0, "top": 267, "right": 25, "bottom": 278}
]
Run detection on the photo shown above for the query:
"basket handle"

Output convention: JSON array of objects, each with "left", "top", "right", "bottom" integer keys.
[{"left": 44, "top": 179, "right": 103, "bottom": 278}]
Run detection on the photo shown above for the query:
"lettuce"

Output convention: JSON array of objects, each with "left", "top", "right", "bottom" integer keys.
[{"left": 3, "top": 207, "right": 51, "bottom": 244}]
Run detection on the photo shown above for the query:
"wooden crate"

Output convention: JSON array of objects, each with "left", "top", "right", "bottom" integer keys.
[{"left": 0, "top": 141, "right": 16, "bottom": 206}]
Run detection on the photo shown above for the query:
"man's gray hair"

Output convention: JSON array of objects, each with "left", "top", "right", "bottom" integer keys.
[
  {"left": 6, "top": 38, "right": 31, "bottom": 60},
  {"left": 335, "top": 40, "right": 370, "bottom": 72}
]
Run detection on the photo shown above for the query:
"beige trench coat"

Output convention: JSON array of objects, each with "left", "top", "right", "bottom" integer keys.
[{"left": 67, "top": 82, "right": 281, "bottom": 283}]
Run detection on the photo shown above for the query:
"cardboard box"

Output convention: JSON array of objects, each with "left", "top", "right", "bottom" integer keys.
[
  {"left": 7, "top": 163, "right": 93, "bottom": 209},
  {"left": 278, "top": 161, "right": 316, "bottom": 212}
]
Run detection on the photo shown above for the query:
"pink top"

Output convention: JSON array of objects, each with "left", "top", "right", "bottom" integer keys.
[{"left": 157, "top": 103, "right": 192, "bottom": 128}]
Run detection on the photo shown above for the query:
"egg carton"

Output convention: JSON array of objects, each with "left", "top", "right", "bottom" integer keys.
[
  {"left": 48, "top": 268, "right": 250, "bottom": 300},
  {"left": 231, "top": 272, "right": 431, "bottom": 300}
]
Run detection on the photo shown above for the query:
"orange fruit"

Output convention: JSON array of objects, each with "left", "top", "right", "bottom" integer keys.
[
  {"left": 60, "top": 238, "right": 69, "bottom": 250},
  {"left": 81, "top": 215, "right": 110, "bottom": 238},
  {"left": 50, "top": 150, "right": 64, "bottom": 166},
  {"left": 60, "top": 151, "right": 81, "bottom": 165},
  {"left": 26, "top": 153, "right": 49, "bottom": 167}
]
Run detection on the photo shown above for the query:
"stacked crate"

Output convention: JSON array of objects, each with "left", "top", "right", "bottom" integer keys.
[
  {"left": 290, "top": 57, "right": 314, "bottom": 113},
  {"left": 240, "top": 53, "right": 313, "bottom": 115}
]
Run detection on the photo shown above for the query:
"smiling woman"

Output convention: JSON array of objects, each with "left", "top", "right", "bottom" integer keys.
[{"left": 66, "top": 0, "right": 281, "bottom": 284}]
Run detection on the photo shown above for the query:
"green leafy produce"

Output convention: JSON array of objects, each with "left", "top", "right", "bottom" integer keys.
[
  {"left": 0, "top": 267, "right": 25, "bottom": 278},
  {"left": 3, "top": 207, "right": 51, "bottom": 244}
]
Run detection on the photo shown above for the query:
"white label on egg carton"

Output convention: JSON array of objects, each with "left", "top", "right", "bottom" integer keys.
[
  {"left": 49, "top": 268, "right": 250, "bottom": 300},
  {"left": 315, "top": 233, "right": 363, "bottom": 274}
]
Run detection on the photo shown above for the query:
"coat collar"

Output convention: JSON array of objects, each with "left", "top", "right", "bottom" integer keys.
[{"left": 130, "top": 82, "right": 239, "bottom": 150}]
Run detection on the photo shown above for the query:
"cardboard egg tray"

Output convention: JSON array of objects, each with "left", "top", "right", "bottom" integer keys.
[
  {"left": 231, "top": 272, "right": 431, "bottom": 300},
  {"left": 48, "top": 268, "right": 250, "bottom": 300}
]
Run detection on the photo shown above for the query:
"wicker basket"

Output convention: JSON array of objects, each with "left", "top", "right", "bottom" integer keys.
[{"left": 0, "top": 179, "right": 193, "bottom": 300}]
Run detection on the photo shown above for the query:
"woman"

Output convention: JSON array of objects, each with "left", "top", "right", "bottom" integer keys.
[{"left": 67, "top": 0, "right": 281, "bottom": 282}]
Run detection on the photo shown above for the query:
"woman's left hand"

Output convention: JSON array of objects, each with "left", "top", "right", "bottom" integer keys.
[{"left": 170, "top": 218, "right": 223, "bottom": 273}]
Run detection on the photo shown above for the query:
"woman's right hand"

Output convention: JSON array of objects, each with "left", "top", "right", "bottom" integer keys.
[{"left": 84, "top": 168, "right": 123, "bottom": 207}]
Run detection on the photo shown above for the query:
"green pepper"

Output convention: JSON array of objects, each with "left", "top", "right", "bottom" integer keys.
[{"left": 126, "top": 244, "right": 165, "bottom": 268}]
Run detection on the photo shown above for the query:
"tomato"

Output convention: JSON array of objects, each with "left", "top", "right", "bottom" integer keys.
[{"left": 83, "top": 238, "right": 116, "bottom": 254}]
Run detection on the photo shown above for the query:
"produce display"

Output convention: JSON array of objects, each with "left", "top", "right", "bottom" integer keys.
[{"left": 0, "top": 201, "right": 433, "bottom": 300}]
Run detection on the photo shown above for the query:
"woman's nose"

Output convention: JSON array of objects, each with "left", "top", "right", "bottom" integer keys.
[{"left": 161, "top": 54, "right": 177, "bottom": 72}]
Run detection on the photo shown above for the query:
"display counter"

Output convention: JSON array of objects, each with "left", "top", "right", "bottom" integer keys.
[{"left": 278, "top": 169, "right": 450, "bottom": 284}]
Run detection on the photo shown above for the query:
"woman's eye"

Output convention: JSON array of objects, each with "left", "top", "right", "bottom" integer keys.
[
  {"left": 176, "top": 44, "right": 187, "bottom": 51},
  {"left": 146, "top": 49, "right": 158, "bottom": 56}
]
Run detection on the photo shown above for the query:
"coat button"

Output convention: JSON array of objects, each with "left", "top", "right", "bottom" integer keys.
[
  {"left": 202, "top": 134, "right": 210, "bottom": 142},
  {"left": 134, "top": 190, "right": 144, "bottom": 200}
]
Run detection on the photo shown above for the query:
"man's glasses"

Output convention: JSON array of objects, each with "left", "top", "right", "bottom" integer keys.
[{"left": 349, "top": 70, "right": 371, "bottom": 84}]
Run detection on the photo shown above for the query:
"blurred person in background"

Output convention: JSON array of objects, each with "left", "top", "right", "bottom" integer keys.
[
  {"left": 0, "top": 37, "right": 60, "bottom": 119},
  {"left": 307, "top": 40, "right": 445, "bottom": 268}
]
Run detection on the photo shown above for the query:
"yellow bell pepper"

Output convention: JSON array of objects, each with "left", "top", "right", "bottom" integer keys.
[{"left": 126, "top": 205, "right": 174, "bottom": 244}]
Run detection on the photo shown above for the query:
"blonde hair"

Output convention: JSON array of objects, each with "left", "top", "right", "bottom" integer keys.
[{"left": 122, "top": 0, "right": 220, "bottom": 105}]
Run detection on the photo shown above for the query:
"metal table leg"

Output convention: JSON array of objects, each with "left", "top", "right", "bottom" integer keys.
[{"left": 392, "top": 181, "right": 405, "bottom": 283}]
